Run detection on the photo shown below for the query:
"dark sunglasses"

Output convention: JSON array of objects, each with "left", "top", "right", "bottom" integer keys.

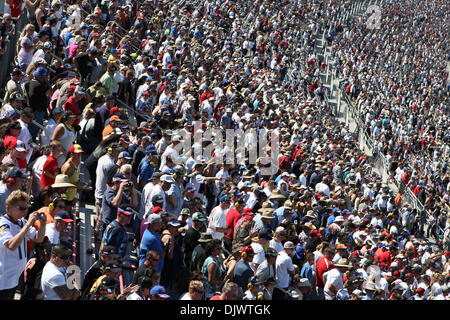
[
  {"left": 16, "top": 205, "right": 29, "bottom": 211},
  {"left": 151, "top": 258, "right": 159, "bottom": 262},
  {"left": 58, "top": 254, "right": 71, "bottom": 260}
]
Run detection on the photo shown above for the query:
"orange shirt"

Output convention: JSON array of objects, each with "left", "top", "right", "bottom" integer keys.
[
  {"left": 33, "top": 207, "right": 55, "bottom": 231},
  {"left": 102, "top": 124, "right": 114, "bottom": 138}
]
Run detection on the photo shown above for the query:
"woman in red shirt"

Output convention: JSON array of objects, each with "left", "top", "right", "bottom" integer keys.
[{"left": 40, "top": 141, "right": 62, "bottom": 189}]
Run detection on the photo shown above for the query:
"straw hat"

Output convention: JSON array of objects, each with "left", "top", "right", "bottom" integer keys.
[
  {"left": 334, "top": 258, "right": 352, "bottom": 268},
  {"left": 269, "top": 190, "right": 286, "bottom": 200},
  {"left": 258, "top": 202, "right": 275, "bottom": 213},
  {"left": 305, "top": 210, "right": 316, "bottom": 220},
  {"left": 304, "top": 222, "right": 316, "bottom": 230},
  {"left": 197, "top": 233, "right": 213, "bottom": 243},
  {"left": 261, "top": 210, "right": 276, "bottom": 219},
  {"left": 52, "top": 174, "right": 76, "bottom": 188}
]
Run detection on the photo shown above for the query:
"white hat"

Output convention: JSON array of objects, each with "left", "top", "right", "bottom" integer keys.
[
  {"left": 283, "top": 241, "right": 295, "bottom": 249},
  {"left": 298, "top": 278, "right": 311, "bottom": 287},
  {"left": 275, "top": 226, "right": 285, "bottom": 233},
  {"left": 281, "top": 172, "right": 290, "bottom": 177},
  {"left": 334, "top": 216, "right": 345, "bottom": 223},
  {"left": 160, "top": 174, "right": 175, "bottom": 183}
]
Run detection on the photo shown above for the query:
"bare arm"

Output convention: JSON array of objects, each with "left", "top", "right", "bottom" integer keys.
[
  {"left": 207, "top": 262, "right": 222, "bottom": 285},
  {"left": 4, "top": 212, "right": 45, "bottom": 250},
  {"left": 51, "top": 124, "right": 64, "bottom": 141},
  {"left": 61, "top": 161, "right": 74, "bottom": 177},
  {"left": 111, "top": 182, "right": 127, "bottom": 207},
  {"left": 53, "top": 285, "right": 80, "bottom": 300}
]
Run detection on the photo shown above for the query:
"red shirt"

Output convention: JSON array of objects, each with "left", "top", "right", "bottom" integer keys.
[
  {"left": 4, "top": 135, "right": 18, "bottom": 150},
  {"left": 380, "top": 251, "right": 392, "bottom": 269},
  {"left": 224, "top": 208, "right": 241, "bottom": 240},
  {"left": 374, "top": 247, "right": 384, "bottom": 262},
  {"left": 209, "top": 295, "right": 222, "bottom": 300},
  {"left": 63, "top": 96, "right": 80, "bottom": 125},
  {"left": 41, "top": 154, "right": 59, "bottom": 189},
  {"left": 316, "top": 256, "right": 335, "bottom": 288}
]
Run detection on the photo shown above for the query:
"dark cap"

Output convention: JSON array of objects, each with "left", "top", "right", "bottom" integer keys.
[
  {"left": 258, "top": 228, "right": 273, "bottom": 241},
  {"left": 5, "top": 167, "right": 29, "bottom": 180},
  {"left": 137, "top": 276, "right": 153, "bottom": 289},
  {"left": 151, "top": 172, "right": 163, "bottom": 179},
  {"left": 151, "top": 194, "right": 164, "bottom": 204},
  {"left": 101, "top": 245, "right": 118, "bottom": 256},
  {"left": 103, "top": 260, "right": 122, "bottom": 272},
  {"left": 266, "top": 247, "right": 278, "bottom": 257},
  {"left": 54, "top": 210, "right": 74, "bottom": 223},
  {"left": 117, "top": 204, "right": 134, "bottom": 216}
]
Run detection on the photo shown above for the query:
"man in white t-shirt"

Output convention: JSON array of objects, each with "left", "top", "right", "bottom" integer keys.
[
  {"left": 207, "top": 195, "right": 231, "bottom": 240},
  {"left": 45, "top": 211, "right": 74, "bottom": 245},
  {"left": 41, "top": 244, "right": 80, "bottom": 300},
  {"left": 95, "top": 144, "right": 121, "bottom": 219},
  {"left": 251, "top": 228, "right": 273, "bottom": 272},
  {"left": 159, "top": 135, "right": 182, "bottom": 170},
  {"left": 140, "top": 172, "right": 163, "bottom": 218},
  {"left": 275, "top": 241, "right": 295, "bottom": 291},
  {"left": 0, "top": 195, "right": 47, "bottom": 299},
  {"left": 324, "top": 258, "right": 352, "bottom": 300}
]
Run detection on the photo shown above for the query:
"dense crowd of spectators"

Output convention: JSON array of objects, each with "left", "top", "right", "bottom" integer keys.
[{"left": 0, "top": 0, "right": 449, "bottom": 301}]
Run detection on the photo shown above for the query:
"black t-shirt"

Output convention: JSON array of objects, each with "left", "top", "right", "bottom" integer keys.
[
  {"left": 106, "top": 164, "right": 120, "bottom": 186},
  {"left": 74, "top": 52, "right": 93, "bottom": 78},
  {"left": 132, "top": 263, "right": 153, "bottom": 285},
  {"left": 131, "top": 146, "right": 146, "bottom": 177},
  {"left": 80, "top": 259, "right": 104, "bottom": 298},
  {"left": 27, "top": 79, "right": 50, "bottom": 111},
  {"left": 118, "top": 78, "right": 133, "bottom": 102},
  {"left": 183, "top": 226, "right": 201, "bottom": 257}
]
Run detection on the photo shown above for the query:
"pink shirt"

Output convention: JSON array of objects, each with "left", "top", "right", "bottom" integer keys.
[{"left": 67, "top": 43, "right": 79, "bottom": 58}]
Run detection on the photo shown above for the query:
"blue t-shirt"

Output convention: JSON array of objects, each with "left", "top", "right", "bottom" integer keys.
[
  {"left": 138, "top": 157, "right": 155, "bottom": 185},
  {"left": 139, "top": 229, "right": 164, "bottom": 272},
  {"left": 101, "top": 188, "right": 131, "bottom": 225},
  {"left": 233, "top": 260, "right": 254, "bottom": 292},
  {"left": 101, "top": 220, "right": 128, "bottom": 259}
]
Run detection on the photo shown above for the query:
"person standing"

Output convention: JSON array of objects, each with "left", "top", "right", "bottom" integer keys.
[
  {"left": 201, "top": 239, "right": 224, "bottom": 299},
  {"left": 207, "top": 195, "right": 231, "bottom": 241},
  {"left": 0, "top": 191, "right": 47, "bottom": 300},
  {"left": 139, "top": 214, "right": 164, "bottom": 273},
  {"left": 25, "top": 66, "right": 51, "bottom": 139},
  {"left": 0, "top": 167, "right": 28, "bottom": 214},
  {"left": 40, "top": 244, "right": 80, "bottom": 300},
  {"left": 315, "top": 246, "right": 335, "bottom": 299},
  {"left": 101, "top": 205, "right": 134, "bottom": 261},
  {"left": 233, "top": 246, "right": 255, "bottom": 293},
  {"left": 60, "top": 144, "right": 87, "bottom": 204},
  {"left": 40, "top": 140, "right": 62, "bottom": 190},
  {"left": 323, "top": 258, "right": 352, "bottom": 300},
  {"left": 94, "top": 143, "right": 121, "bottom": 234},
  {"left": 274, "top": 241, "right": 296, "bottom": 300}
]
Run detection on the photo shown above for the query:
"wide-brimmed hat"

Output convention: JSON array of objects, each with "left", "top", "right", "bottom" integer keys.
[
  {"left": 335, "top": 258, "right": 352, "bottom": 268},
  {"left": 269, "top": 190, "right": 286, "bottom": 200},
  {"left": 258, "top": 202, "right": 275, "bottom": 213},
  {"left": 261, "top": 210, "right": 275, "bottom": 219},
  {"left": 198, "top": 232, "right": 213, "bottom": 243},
  {"left": 305, "top": 210, "right": 316, "bottom": 220},
  {"left": 364, "top": 281, "right": 377, "bottom": 291},
  {"left": 52, "top": 174, "right": 76, "bottom": 188},
  {"left": 303, "top": 222, "right": 316, "bottom": 230}
]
